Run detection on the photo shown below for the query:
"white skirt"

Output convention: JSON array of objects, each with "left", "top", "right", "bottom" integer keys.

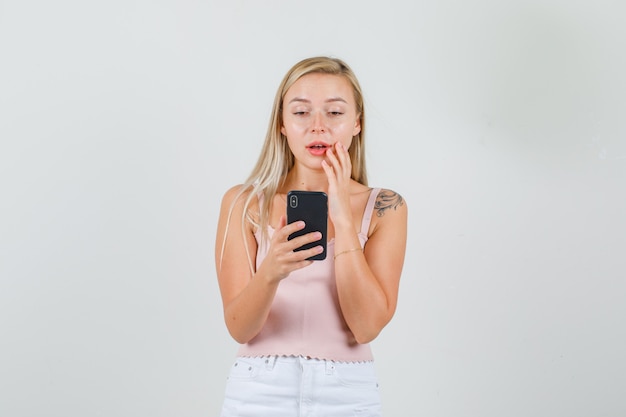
[{"left": 219, "top": 355, "right": 382, "bottom": 417}]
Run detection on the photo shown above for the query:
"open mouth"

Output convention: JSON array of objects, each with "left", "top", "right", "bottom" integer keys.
[
  {"left": 307, "top": 142, "right": 330, "bottom": 150},
  {"left": 306, "top": 142, "right": 330, "bottom": 156}
]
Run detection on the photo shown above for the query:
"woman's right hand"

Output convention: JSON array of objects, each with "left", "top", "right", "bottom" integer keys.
[{"left": 257, "top": 215, "right": 324, "bottom": 283}]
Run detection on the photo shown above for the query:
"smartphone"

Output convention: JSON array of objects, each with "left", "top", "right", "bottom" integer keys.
[{"left": 286, "top": 190, "right": 328, "bottom": 261}]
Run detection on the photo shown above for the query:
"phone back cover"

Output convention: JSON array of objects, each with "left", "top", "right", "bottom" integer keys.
[{"left": 287, "top": 191, "right": 327, "bottom": 260}]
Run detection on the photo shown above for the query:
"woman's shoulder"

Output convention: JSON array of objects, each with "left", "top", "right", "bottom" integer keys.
[
  {"left": 220, "top": 184, "right": 259, "bottom": 211},
  {"left": 372, "top": 188, "right": 407, "bottom": 217},
  {"left": 221, "top": 184, "right": 255, "bottom": 200},
  {"left": 360, "top": 187, "right": 407, "bottom": 239},
  {"left": 367, "top": 187, "right": 407, "bottom": 237}
]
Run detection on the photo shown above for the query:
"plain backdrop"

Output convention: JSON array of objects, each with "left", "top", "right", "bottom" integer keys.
[{"left": 1, "top": 1, "right": 625, "bottom": 416}]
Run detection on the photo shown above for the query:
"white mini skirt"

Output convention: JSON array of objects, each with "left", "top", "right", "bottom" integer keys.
[{"left": 219, "top": 355, "right": 382, "bottom": 416}]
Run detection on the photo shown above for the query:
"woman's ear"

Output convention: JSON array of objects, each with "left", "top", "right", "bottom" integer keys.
[{"left": 352, "top": 115, "right": 362, "bottom": 136}]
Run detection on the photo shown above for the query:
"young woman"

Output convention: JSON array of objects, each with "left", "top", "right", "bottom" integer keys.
[{"left": 215, "top": 56, "right": 407, "bottom": 416}]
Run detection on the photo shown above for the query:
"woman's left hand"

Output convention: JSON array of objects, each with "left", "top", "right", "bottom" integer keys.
[{"left": 322, "top": 142, "right": 353, "bottom": 228}]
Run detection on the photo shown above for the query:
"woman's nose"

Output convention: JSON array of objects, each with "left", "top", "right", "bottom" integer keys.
[{"left": 311, "top": 111, "right": 326, "bottom": 133}]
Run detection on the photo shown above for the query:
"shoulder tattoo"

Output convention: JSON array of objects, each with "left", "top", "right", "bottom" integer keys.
[{"left": 374, "top": 189, "right": 404, "bottom": 217}]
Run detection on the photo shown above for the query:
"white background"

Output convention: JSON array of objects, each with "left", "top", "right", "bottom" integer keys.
[{"left": 1, "top": 1, "right": 625, "bottom": 416}]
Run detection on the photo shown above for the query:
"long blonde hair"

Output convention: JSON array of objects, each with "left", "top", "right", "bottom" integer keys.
[{"left": 221, "top": 56, "right": 368, "bottom": 271}]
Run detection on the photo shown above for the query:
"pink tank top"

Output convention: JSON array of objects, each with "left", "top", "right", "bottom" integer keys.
[{"left": 237, "top": 188, "right": 381, "bottom": 362}]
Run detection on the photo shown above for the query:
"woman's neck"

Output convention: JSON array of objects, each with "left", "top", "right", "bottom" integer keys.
[{"left": 282, "top": 165, "right": 329, "bottom": 193}]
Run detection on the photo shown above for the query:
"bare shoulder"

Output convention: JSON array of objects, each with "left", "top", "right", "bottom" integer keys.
[
  {"left": 216, "top": 184, "right": 258, "bottom": 254},
  {"left": 222, "top": 184, "right": 250, "bottom": 202},
  {"left": 374, "top": 188, "right": 407, "bottom": 218},
  {"left": 218, "top": 184, "right": 261, "bottom": 229},
  {"left": 220, "top": 184, "right": 257, "bottom": 210},
  {"left": 366, "top": 188, "right": 407, "bottom": 238}
]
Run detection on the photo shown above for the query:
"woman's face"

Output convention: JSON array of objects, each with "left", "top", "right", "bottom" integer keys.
[{"left": 281, "top": 73, "right": 361, "bottom": 168}]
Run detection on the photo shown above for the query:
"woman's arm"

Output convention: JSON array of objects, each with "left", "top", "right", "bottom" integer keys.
[
  {"left": 334, "top": 190, "right": 407, "bottom": 343},
  {"left": 215, "top": 185, "right": 324, "bottom": 343},
  {"left": 323, "top": 143, "right": 408, "bottom": 343}
]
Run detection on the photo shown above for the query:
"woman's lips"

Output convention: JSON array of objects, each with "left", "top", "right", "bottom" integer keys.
[{"left": 307, "top": 142, "right": 330, "bottom": 156}]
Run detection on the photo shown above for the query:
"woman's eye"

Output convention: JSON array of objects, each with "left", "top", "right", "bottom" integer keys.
[
  {"left": 329, "top": 111, "right": 344, "bottom": 116},
  {"left": 293, "top": 111, "right": 308, "bottom": 116}
]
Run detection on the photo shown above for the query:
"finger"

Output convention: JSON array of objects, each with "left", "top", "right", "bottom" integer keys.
[
  {"left": 289, "top": 259, "right": 315, "bottom": 271},
  {"left": 280, "top": 219, "right": 306, "bottom": 240},
  {"left": 325, "top": 145, "right": 340, "bottom": 168},
  {"left": 277, "top": 215, "right": 287, "bottom": 228},
  {"left": 335, "top": 142, "right": 352, "bottom": 177},
  {"left": 324, "top": 149, "right": 344, "bottom": 183},
  {"left": 285, "top": 231, "right": 323, "bottom": 252},
  {"left": 321, "top": 159, "right": 336, "bottom": 184},
  {"left": 328, "top": 144, "right": 350, "bottom": 180},
  {"left": 299, "top": 245, "right": 325, "bottom": 260},
  {"left": 287, "top": 245, "right": 325, "bottom": 262}
]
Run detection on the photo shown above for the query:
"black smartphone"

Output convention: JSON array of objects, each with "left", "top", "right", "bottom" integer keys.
[{"left": 286, "top": 190, "right": 328, "bottom": 261}]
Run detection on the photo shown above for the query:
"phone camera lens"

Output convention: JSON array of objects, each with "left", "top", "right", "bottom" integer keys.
[{"left": 290, "top": 195, "right": 298, "bottom": 208}]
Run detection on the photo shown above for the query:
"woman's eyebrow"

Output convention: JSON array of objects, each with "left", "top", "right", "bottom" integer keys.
[
  {"left": 288, "top": 97, "right": 310, "bottom": 104},
  {"left": 287, "top": 97, "right": 348, "bottom": 104},
  {"left": 325, "top": 97, "right": 348, "bottom": 104}
]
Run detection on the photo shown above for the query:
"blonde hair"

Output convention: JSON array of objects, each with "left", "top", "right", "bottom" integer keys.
[{"left": 221, "top": 56, "right": 368, "bottom": 271}]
